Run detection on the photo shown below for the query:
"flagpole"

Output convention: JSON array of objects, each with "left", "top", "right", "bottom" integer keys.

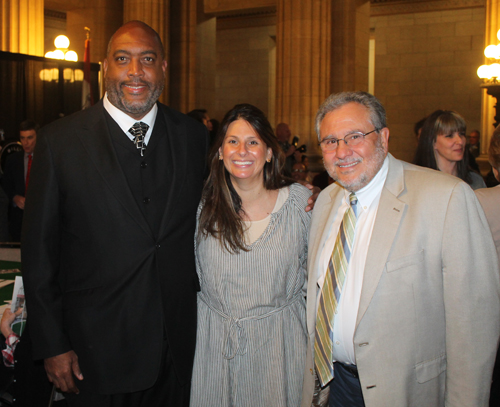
[{"left": 82, "top": 27, "right": 94, "bottom": 109}]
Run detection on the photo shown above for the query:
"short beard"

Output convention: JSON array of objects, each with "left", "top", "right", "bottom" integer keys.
[
  {"left": 106, "top": 79, "right": 164, "bottom": 118},
  {"left": 325, "top": 137, "right": 387, "bottom": 192}
]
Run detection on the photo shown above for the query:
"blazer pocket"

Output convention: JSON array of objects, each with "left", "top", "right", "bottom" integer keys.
[
  {"left": 415, "top": 353, "right": 446, "bottom": 383},
  {"left": 386, "top": 249, "right": 424, "bottom": 273}
]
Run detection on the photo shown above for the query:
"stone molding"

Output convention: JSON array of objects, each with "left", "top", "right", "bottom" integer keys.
[
  {"left": 44, "top": 9, "right": 67, "bottom": 20},
  {"left": 217, "top": 11, "right": 277, "bottom": 30},
  {"left": 371, "top": 0, "right": 485, "bottom": 16},
  {"left": 204, "top": 0, "right": 275, "bottom": 16}
]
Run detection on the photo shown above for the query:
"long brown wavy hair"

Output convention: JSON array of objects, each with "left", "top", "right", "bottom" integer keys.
[{"left": 198, "top": 103, "right": 293, "bottom": 253}]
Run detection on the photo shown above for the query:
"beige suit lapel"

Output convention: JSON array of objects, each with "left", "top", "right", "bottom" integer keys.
[
  {"left": 307, "top": 185, "right": 344, "bottom": 334},
  {"left": 310, "top": 188, "right": 344, "bottom": 275},
  {"left": 356, "top": 154, "right": 407, "bottom": 328}
]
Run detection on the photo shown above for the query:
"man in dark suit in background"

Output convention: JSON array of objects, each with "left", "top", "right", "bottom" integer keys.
[
  {"left": 1, "top": 120, "right": 38, "bottom": 241},
  {"left": 22, "top": 21, "right": 208, "bottom": 406}
]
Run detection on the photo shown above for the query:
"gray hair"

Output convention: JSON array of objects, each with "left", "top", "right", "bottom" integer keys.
[{"left": 315, "top": 91, "right": 387, "bottom": 140}]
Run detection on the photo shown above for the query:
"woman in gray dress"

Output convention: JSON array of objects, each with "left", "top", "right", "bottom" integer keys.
[{"left": 190, "top": 104, "right": 311, "bottom": 407}]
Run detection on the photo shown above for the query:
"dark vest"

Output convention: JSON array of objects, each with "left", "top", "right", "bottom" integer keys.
[{"left": 104, "top": 110, "right": 172, "bottom": 238}]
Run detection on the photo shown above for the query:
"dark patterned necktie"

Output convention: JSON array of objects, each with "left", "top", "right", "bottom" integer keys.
[{"left": 128, "top": 122, "right": 149, "bottom": 156}]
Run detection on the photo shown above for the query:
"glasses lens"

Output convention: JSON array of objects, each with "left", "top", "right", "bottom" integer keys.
[
  {"left": 345, "top": 132, "right": 364, "bottom": 147},
  {"left": 320, "top": 139, "right": 337, "bottom": 151}
]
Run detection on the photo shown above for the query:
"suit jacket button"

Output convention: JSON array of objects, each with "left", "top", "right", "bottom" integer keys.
[
  {"left": 143, "top": 197, "right": 150, "bottom": 204},
  {"left": 156, "top": 244, "right": 161, "bottom": 249},
  {"left": 140, "top": 161, "right": 147, "bottom": 168}
]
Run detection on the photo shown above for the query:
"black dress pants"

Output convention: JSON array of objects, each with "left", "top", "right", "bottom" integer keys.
[
  {"left": 328, "top": 362, "right": 365, "bottom": 407},
  {"left": 65, "top": 340, "right": 190, "bottom": 407}
]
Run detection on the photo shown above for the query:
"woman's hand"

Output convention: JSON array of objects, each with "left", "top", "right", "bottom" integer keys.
[
  {"left": 0, "top": 308, "right": 23, "bottom": 337},
  {"left": 304, "top": 184, "right": 320, "bottom": 212}
]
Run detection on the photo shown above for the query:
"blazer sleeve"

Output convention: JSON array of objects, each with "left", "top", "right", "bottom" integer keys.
[
  {"left": 21, "top": 132, "right": 71, "bottom": 360},
  {"left": 442, "top": 181, "right": 500, "bottom": 406}
]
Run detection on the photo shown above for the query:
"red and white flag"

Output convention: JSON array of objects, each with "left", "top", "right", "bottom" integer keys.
[{"left": 82, "top": 37, "right": 94, "bottom": 109}]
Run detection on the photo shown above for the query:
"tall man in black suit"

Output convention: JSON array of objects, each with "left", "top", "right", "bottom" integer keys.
[
  {"left": 1, "top": 120, "right": 38, "bottom": 241},
  {"left": 22, "top": 21, "right": 208, "bottom": 406}
]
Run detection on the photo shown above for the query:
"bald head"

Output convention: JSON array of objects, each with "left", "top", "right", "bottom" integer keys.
[
  {"left": 276, "top": 123, "right": 291, "bottom": 142},
  {"left": 107, "top": 21, "right": 165, "bottom": 60}
]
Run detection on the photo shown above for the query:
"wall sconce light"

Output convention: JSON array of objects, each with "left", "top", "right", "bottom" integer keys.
[
  {"left": 477, "top": 29, "right": 500, "bottom": 127},
  {"left": 478, "top": 29, "right": 500, "bottom": 82},
  {"left": 45, "top": 35, "right": 78, "bottom": 62},
  {"left": 39, "top": 68, "right": 84, "bottom": 82}
]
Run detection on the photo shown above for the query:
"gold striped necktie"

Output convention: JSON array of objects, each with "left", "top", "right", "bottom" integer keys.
[{"left": 314, "top": 192, "right": 358, "bottom": 387}]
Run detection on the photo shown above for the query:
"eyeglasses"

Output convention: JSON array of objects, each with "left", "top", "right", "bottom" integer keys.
[{"left": 318, "top": 129, "right": 378, "bottom": 152}]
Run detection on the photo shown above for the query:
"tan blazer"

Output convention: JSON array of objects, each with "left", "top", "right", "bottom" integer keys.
[
  {"left": 475, "top": 185, "right": 500, "bottom": 261},
  {"left": 302, "top": 154, "right": 500, "bottom": 407}
]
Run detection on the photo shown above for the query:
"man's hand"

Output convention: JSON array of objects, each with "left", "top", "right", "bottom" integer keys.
[
  {"left": 304, "top": 183, "right": 320, "bottom": 212},
  {"left": 12, "top": 195, "right": 25, "bottom": 210},
  {"left": 44, "top": 351, "right": 83, "bottom": 394}
]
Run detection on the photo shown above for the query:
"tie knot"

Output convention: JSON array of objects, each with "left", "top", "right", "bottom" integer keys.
[
  {"left": 129, "top": 121, "right": 149, "bottom": 136},
  {"left": 129, "top": 122, "right": 149, "bottom": 156},
  {"left": 349, "top": 192, "right": 358, "bottom": 206}
]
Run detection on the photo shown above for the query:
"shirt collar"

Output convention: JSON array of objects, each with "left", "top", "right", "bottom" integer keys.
[
  {"left": 343, "top": 155, "right": 389, "bottom": 210},
  {"left": 103, "top": 92, "right": 157, "bottom": 140}
]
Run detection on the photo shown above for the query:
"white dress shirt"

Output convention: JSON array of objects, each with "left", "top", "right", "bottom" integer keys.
[
  {"left": 316, "top": 156, "right": 389, "bottom": 365},
  {"left": 103, "top": 92, "right": 157, "bottom": 145}
]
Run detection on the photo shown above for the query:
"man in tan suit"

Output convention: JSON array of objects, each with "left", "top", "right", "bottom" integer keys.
[{"left": 302, "top": 91, "right": 500, "bottom": 407}]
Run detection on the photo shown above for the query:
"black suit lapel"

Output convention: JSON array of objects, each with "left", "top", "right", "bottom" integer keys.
[
  {"left": 156, "top": 104, "right": 188, "bottom": 237},
  {"left": 76, "top": 103, "right": 153, "bottom": 239}
]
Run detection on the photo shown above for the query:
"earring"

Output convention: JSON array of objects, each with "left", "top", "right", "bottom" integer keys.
[
  {"left": 219, "top": 155, "right": 223, "bottom": 160},
  {"left": 266, "top": 158, "right": 271, "bottom": 163}
]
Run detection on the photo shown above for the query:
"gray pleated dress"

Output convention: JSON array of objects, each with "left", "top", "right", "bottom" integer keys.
[{"left": 190, "top": 183, "right": 311, "bottom": 407}]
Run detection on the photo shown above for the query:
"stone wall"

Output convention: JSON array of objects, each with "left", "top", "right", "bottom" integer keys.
[
  {"left": 371, "top": 6, "right": 486, "bottom": 162},
  {"left": 214, "top": 17, "right": 276, "bottom": 123}
]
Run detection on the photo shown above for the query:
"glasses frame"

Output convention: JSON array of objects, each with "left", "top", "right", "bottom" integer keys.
[{"left": 318, "top": 129, "right": 379, "bottom": 151}]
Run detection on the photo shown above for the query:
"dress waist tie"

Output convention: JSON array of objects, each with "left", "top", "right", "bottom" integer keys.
[{"left": 199, "top": 293, "right": 303, "bottom": 360}]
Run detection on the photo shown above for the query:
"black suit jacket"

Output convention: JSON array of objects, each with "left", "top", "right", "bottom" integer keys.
[
  {"left": 2, "top": 151, "right": 26, "bottom": 240},
  {"left": 22, "top": 101, "right": 208, "bottom": 394}
]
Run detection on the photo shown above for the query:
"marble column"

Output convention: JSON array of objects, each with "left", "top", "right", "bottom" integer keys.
[
  {"left": 276, "top": 0, "right": 370, "bottom": 159},
  {"left": 331, "top": 0, "right": 370, "bottom": 93},
  {"left": 194, "top": 6, "right": 216, "bottom": 116},
  {"left": 65, "top": 0, "right": 123, "bottom": 64},
  {"left": 170, "top": 0, "right": 216, "bottom": 114},
  {"left": 123, "top": 0, "right": 170, "bottom": 104},
  {"left": 1, "top": 0, "right": 44, "bottom": 56},
  {"left": 169, "top": 0, "right": 198, "bottom": 112},
  {"left": 275, "top": 0, "right": 332, "bottom": 156}
]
